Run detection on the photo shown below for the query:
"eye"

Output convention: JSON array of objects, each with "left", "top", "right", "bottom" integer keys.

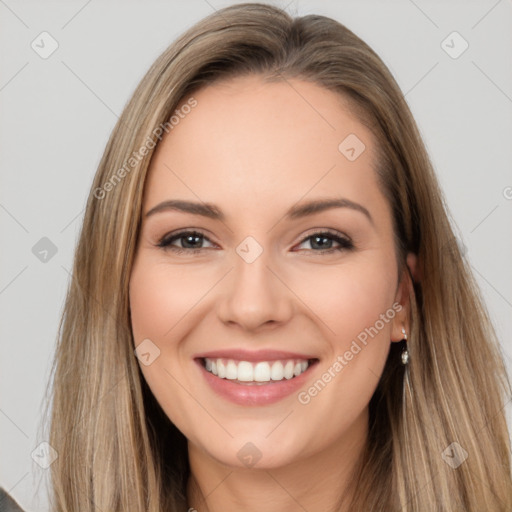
[
  {"left": 156, "top": 229, "right": 354, "bottom": 255},
  {"left": 157, "top": 230, "right": 216, "bottom": 254},
  {"left": 294, "top": 230, "right": 354, "bottom": 253}
]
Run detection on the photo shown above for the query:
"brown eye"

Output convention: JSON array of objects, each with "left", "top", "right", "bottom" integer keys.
[{"left": 157, "top": 230, "right": 215, "bottom": 254}]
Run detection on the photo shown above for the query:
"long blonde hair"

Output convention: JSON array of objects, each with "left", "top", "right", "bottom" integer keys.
[{"left": 42, "top": 3, "right": 512, "bottom": 510}]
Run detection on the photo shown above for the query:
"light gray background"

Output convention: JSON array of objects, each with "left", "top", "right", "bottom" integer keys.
[{"left": 1, "top": 1, "right": 511, "bottom": 510}]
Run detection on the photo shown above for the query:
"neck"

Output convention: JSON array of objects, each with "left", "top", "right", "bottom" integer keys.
[{"left": 186, "top": 407, "right": 368, "bottom": 512}]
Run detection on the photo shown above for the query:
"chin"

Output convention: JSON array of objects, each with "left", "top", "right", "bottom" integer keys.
[{"left": 197, "top": 432, "right": 310, "bottom": 471}]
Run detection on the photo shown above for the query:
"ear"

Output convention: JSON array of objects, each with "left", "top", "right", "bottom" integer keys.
[{"left": 390, "top": 252, "right": 418, "bottom": 342}]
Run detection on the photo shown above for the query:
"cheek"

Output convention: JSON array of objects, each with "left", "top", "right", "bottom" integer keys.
[
  {"left": 297, "top": 256, "right": 398, "bottom": 413},
  {"left": 129, "top": 259, "right": 204, "bottom": 435},
  {"left": 301, "top": 257, "right": 397, "bottom": 347},
  {"left": 290, "top": 262, "right": 397, "bottom": 436},
  {"left": 129, "top": 258, "right": 207, "bottom": 343}
]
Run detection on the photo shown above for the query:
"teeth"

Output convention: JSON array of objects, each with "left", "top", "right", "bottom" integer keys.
[
  {"left": 254, "top": 362, "right": 270, "bottom": 382},
  {"left": 270, "top": 361, "right": 284, "bottom": 381},
  {"left": 284, "top": 360, "right": 294, "bottom": 379},
  {"left": 237, "top": 361, "right": 253, "bottom": 381},
  {"left": 226, "top": 360, "right": 238, "bottom": 379},
  {"left": 217, "top": 360, "right": 226, "bottom": 378},
  {"left": 203, "top": 357, "right": 311, "bottom": 382}
]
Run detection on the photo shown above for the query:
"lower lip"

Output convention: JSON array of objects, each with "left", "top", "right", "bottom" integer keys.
[{"left": 195, "top": 358, "right": 318, "bottom": 406}]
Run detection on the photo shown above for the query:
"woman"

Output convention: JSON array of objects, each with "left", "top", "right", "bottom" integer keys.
[{"left": 39, "top": 2, "right": 511, "bottom": 511}]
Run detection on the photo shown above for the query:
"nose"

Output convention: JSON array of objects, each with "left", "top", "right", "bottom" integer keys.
[{"left": 216, "top": 247, "right": 295, "bottom": 332}]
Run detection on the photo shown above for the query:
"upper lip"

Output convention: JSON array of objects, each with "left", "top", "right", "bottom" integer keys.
[{"left": 194, "top": 349, "right": 318, "bottom": 362}]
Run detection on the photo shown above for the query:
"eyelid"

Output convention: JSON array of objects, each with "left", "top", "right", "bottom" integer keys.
[
  {"left": 156, "top": 227, "right": 354, "bottom": 254},
  {"left": 293, "top": 228, "right": 353, "bottom": 251},
  {"left": 157, "top": 228, "right": 217, "bottom": 248},
  {"left": 296, "top": 227, "right": 350, "bottom": 243}
]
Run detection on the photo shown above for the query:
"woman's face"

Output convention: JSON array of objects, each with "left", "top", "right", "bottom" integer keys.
[{"left": 129, "top": 75, "right": 409, "bottom": 469}]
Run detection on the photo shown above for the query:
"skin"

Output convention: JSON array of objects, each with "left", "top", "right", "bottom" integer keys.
[{"left": 129, "top": 75, "right": 416, "bottom": 512}]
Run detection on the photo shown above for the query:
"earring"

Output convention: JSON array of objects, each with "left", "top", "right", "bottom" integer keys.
[{"left": 401, "top": 327, "right": 409, "bottom": 365}]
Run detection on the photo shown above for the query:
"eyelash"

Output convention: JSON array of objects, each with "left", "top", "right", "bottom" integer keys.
[{"left": 156, "top": 229, "right": 354, "bottom": 255}]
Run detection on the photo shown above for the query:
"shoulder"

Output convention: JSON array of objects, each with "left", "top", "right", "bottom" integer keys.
[{"left": 0, "top": 488, "right": 26, "bottom": 512}]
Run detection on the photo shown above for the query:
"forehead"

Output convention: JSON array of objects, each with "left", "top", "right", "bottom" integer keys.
[{"left": 143, "top": 75, "right": 386, "bottom": 224}]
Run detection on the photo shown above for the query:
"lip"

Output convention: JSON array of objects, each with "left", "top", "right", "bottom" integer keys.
[
  {"left": 194, "top": 356, "right": 319, "bottom": 406},
  {"left": 193, "top": 349, "right": 317, "bottom": 362}
]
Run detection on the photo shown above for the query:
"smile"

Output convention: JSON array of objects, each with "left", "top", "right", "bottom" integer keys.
[
  {"left": 203, "top": 357, "right": 311, "bottom": 383},
  {"left": 194, "top": 353, "right": 320, "bottom": 406}
]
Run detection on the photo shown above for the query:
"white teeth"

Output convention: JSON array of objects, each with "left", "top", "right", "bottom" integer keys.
[
  {"left": 270, "top": 361, "right": 284, "bottom": 380},
  {"left": 237, "top": 361, "right": 254, "bottom": 381},
  {"left": 203, "top": 357, "right": 311, "bottom": 382},
  {"left": 254, "top": 362, "right": 271, "bottom": 382},
  {"left": 226, "top": 360, "right": 238, "bottom": 380},
  {"left": 284, "top": 360, "right": 294, "bottom": 379},
  {"left": 217, "top": 360, "right": 226, "bottom": 378}
]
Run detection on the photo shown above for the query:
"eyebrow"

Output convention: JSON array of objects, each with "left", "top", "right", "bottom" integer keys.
[{"left": 145, "top": 197, "right": 373, "bottom": 225}]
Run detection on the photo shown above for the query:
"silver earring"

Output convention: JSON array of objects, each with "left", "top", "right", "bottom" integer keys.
[{"left": 401, "top": 327, "right": 409, "bottom": 365}]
